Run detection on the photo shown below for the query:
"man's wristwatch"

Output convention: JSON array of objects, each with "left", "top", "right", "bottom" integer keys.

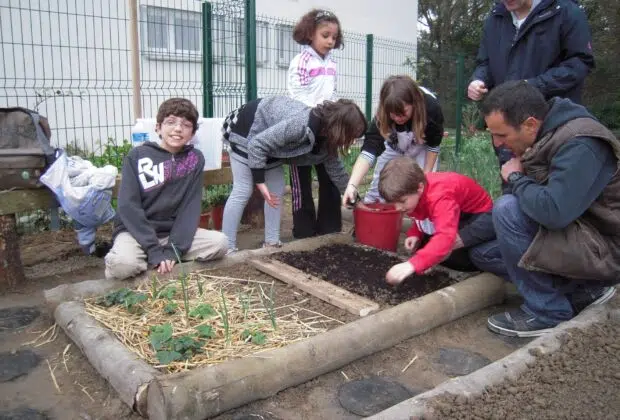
[{"left": 507, "top": 171, "right": 525, "bottom": 184}]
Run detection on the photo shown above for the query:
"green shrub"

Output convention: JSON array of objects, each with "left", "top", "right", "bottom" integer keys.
[
  {"left": 589, "top": 102, "right": 620, "bottom": 130},
  {"left": 440, "top": 132, "right": 502, "bottom": 199},
  {"left": 202, "top": 184, "right": 232, "bottom": 210}
]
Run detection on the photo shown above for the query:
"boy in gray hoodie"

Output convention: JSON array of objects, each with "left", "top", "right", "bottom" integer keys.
[{"left": 105, "top": 98, "right": 228, "bottom": 280}]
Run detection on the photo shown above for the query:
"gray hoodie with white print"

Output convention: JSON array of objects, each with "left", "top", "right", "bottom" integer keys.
[
  {"left": 224, "top": 96, "right": 349, "bottom": 192},
  {"left": 112, "top": 141, "right": 205, "bottom": 266}
]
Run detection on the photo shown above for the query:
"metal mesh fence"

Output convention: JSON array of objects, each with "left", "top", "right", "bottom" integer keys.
[{"left": 2, "top": 0, "right": 470, "bottom": 233}]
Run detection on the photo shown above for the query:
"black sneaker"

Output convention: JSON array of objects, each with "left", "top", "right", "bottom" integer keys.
[
  {"left": 487, "top": 309, "right": 558, "bottom": 338},
  {"left": 568, "top": 286, "right": 616, "bottom": 314}
]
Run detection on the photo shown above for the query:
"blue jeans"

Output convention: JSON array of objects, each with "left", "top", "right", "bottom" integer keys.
[{"left": 469, "top": 195, "right": 576, "bottom": 325}]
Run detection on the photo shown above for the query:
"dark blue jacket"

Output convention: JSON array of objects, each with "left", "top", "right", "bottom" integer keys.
[{"left": 472, "top": 0, "right": 594, "bottom": 104}]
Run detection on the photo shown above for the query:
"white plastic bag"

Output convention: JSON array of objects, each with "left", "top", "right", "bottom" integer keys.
[{"left": 40, "top": 152, "right": 118, "bottom": 226}]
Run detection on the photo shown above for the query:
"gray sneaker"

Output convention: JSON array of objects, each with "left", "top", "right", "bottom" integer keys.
[{"left": 568, "top": 286, "right": 616, "bottom": 314}]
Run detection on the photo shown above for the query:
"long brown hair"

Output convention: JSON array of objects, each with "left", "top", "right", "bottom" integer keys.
[
  {"left": 376, "top": 75, "right": 427, "bottom": 144},
  {"left": 312, "top": 99, "right": 367, "bottom": 156}
]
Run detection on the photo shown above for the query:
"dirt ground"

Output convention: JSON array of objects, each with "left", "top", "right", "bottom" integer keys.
[
  {"left": 2, "top": 199, "right": 619, "bottom": 420},
  {"left": 275, "top": 244, "right": 456, "bottom": 305},
  {"left": 428, "top": 304, "right": 620, "bottom": 420}
]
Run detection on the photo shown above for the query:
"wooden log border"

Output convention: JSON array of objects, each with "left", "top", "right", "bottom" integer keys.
[{"left": 249, "top": 258, "right": 380, "bottom": 317}]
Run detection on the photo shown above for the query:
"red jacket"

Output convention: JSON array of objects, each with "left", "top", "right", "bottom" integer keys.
[{"left": 407, "top": 172, "right": 492, "bottom": 273}]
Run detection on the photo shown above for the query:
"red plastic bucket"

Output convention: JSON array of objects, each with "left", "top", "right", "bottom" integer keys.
[{"left": 353, "top": 203, "right": 403, "bottom": 252}]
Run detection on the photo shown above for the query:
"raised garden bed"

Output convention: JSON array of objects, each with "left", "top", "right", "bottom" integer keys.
[
  {"left": 84, "top": 265, "right": 347, "bottom": 373},
  {"left": 49, "top": 234, "right": 507, "bottom": 420},
  {"left": 273, "top": 244, "right": 457, "bottom": 305}
]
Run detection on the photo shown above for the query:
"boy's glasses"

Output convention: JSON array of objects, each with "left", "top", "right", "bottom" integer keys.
[{"left": 162, "top": 118, "right": 194, "bottom": 130}]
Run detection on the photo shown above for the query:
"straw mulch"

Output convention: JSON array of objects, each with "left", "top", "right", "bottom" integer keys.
[{"left": 85, "top": 271, "right": 343, "bottom": 373}]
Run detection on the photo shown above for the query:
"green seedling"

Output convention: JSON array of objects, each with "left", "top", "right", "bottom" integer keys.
[
  {"left": 219, "top": 288, "right": 230, "bottom": 343},
  {"left": 123, "top": 292, "right": 147, "bottom": 313},
  {"left": 170, "top": 242, "right": 190, "bottom": 319},
  {"left": 149, "top": 323, "right": 173, "bottom": 351},
  {"left": 197, "top": 279, "right": 204, "bottom": 296},
  {"left": 150, "top": 275, "right": 159, "bottom": 301},
  {"left": 157, "top": 286, "right": 177, "bottom": 300},
  {"left": 96, "top": 288, "right": 133, "bottom": 307},
  {"left": 155, "top": 350, "right": 183, "bottom": 364},
  {"left": 195, "top": 325, "right": 215, "bottom": 339},
  {"left": 259, "top": 283, "right": 277, "bottom": 330},
  {"left": 163, "top": 302, "right": 178, "bottom": 314},
  {"left": 189, "top": 304, "right": 217, "bottom": 319},
  {"left": 241, "top": 329, "right": 267, "bottom": 345},
  {"left": 239, "top": 291, "right": 251, "bottom": 321},
  {"left": 171, "top": 335, "right": 204, "bottom": 359},
  {"left": 149, "top": 323, "right": 205, "bottom": 365},
  {"left": 96, "top": 288, "right": 147, "bottom": 314}
]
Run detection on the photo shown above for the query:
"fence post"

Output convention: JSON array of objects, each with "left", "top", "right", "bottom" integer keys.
[
  {"left": 242, "top": 0, "right": 263, "bottom": 228},
  {"left": 128, "top": 0, "right": 142, "bottom": 120},
  {"left": 365, "top": 34, "right": 374, "bottom": 121},
  {"left": 245, "top": 0, "right": 257, "bottom": 102},
  {"left": 455, "top": 53, "right": 465, "bottom": 156},
  {"left": 202, "top": 2, "right": 213, "bottom": 118}
]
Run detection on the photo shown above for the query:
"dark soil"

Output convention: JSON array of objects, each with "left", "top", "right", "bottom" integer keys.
[
  {"left": 274, "top": 244, "right": 457, "bottom": 305},
  {"left": 428, "top": 312, "right": 620, "bottom": 420}
]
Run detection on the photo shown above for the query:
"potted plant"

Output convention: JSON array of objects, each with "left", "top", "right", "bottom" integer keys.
[{"left": 206, "top": 185, "right": 230, "bottom": 231}]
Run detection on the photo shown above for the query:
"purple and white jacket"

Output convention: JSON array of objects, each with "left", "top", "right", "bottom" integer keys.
[{"left": 287, "top": 45, "right": 337, "bottom": 106}]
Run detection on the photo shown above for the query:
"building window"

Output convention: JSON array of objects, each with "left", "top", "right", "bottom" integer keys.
[
  {"left": 212, "top": 16, "right": 270, "bottom": 66},
  {"left": 141, "top": 6, "right": 201, "bottom": 57},
  {"left": 256, "top": 20, "right": 270, "bottom": 67},
  {"left": 212, "top": 15, "right": 242, "bottom": 63},
  {"left": 276, "top": 24, "right": 298, "bottom": 68}
]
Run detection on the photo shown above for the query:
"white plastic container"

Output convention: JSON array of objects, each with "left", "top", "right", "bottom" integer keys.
[
  {"left": 131, "top": 118, "right": 158, "bottom": 147},
  {"left": 130, "top": 117, "right": 223, "bottom": 170}
]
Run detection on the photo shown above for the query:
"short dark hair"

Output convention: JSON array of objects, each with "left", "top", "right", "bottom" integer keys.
[
  {"left": 378, "top": 156, "right": 426, "bottom": 202},
  {"left": 156, "top": 98, "right": 199, "bottom": 134},
  {"left": 293, "top": 9, "right": 343, "bottom": 49},
  {"left": 312, "top": 99, "right": 367, "bottom": 156},
  {"left": 480, "top": 81, "right": 549, "bottom": 129}
]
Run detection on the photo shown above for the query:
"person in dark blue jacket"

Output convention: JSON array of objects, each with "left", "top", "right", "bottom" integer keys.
[{"left": 468, "top": 0, "right": 595, "bottom": 192}]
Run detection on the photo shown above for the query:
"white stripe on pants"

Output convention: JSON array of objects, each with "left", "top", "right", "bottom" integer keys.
[
  {"left": 222, "top": 152, "right": 285, "bottom": 249},
  {"left": 104, "top": 229, "right": 228, "bottom": 280}
]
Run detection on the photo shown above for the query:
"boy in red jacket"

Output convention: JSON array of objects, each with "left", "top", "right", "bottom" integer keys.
[{"left": 378, "top": 156, "right": 495, "bottom": 284}]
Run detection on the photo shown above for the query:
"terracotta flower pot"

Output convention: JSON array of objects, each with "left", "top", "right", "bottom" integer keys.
[
  {"left": 211, "top": 205, "right": 225, "bottom": 231},
  {"left": 199, "top": 212, "right": 211, "bottom": 229}
]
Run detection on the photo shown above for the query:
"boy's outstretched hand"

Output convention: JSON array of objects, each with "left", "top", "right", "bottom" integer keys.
[
  {"left": 386, "top": 261, "right": 415, "bottom": 285},
  {"left": 257, "top": 183, "right": 280, "bottom": 208}
]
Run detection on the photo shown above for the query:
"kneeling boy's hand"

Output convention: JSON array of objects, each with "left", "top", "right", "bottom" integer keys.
[
  {"left": 157, "top": 259, "right": 176, "bottom": 274},
  {"left": 386, "top": 261, "right": 415, "bottom": 285},
  {"left": 404, "top": 237, "right": 419, "bottom": 253}
]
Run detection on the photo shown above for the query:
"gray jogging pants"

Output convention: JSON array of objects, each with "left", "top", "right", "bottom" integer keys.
[{"left": 222, "top": 152, "right": 285, "bottom": 249}]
